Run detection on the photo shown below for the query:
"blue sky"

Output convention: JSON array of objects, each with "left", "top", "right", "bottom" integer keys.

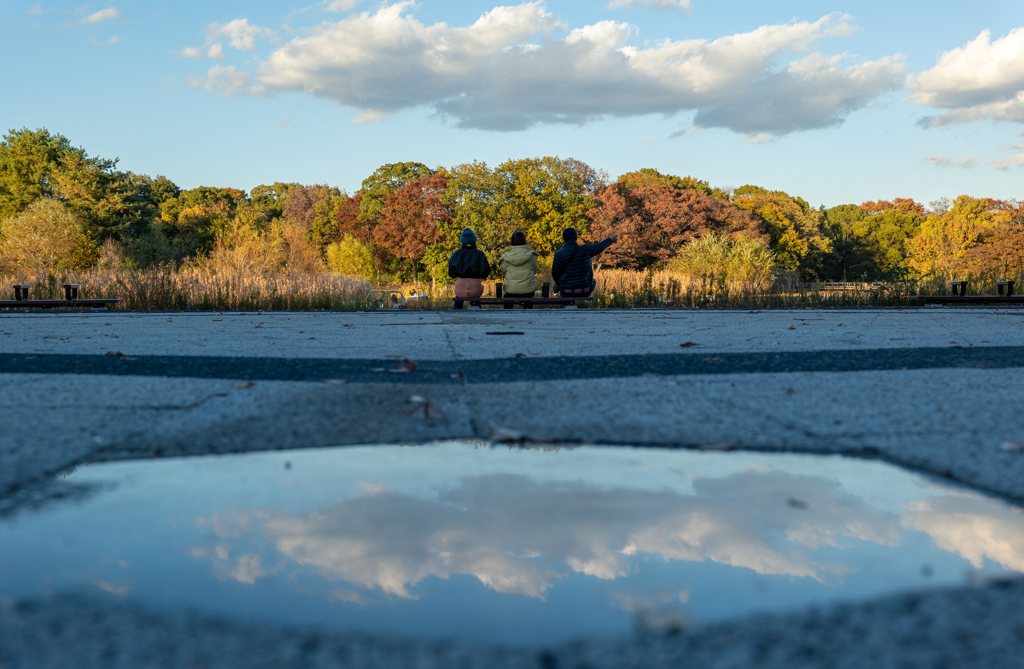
[{"left": 3, "top": 0, "right": 1023, "bottom": 208}]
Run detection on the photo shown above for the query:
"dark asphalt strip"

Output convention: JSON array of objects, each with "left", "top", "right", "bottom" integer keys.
[{"left": 2, "top": 346, "right": 1024, "bottom": 384}]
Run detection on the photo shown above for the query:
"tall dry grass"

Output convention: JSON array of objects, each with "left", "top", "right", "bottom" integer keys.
[
  {"left": 3, "top": 266, "right": 373, "bottom": 311},
  {"left": 5, "top": 266, "right": 1021, "bottom": 311}
]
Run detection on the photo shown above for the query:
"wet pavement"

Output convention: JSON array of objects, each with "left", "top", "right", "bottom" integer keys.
[
  {"left": 5, "top": 442, "right": 1024, "bottom": 647},
  {"left": 3, "top": 308, "right": 1024, "bottom": 667}
]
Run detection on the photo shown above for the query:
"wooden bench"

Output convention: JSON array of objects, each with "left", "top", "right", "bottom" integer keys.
[
  {"left": 911, "top": 280, "right": 1024, "bottom": 305},
  {"left": 453, "top": 282, "right": 593, "bottom": 309},
  {"left": 1, "top": 283, "right": 123, "bottom": 309}
]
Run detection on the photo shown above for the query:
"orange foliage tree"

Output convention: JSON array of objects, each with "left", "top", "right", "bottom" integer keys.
[
  {"left": 587, "top": 181, "right": 764, "bottom": 270},
  {"left": 375, "top": 174, "right": 448, "bottom": 282}
]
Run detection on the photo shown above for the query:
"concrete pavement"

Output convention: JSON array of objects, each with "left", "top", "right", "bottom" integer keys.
[{"left": 3, "top": 306, "right": 1024, "bottom": 668}]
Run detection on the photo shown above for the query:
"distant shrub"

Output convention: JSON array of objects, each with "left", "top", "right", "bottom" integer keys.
[
  {"left": 326, "top": 234, "right": 377, "bottom": 283},
  {"left": 670, "top": 233, "right": 777, "bottom": 291},
  {"left": 0, "top": 198, "right": 96, "bottom": 272}
]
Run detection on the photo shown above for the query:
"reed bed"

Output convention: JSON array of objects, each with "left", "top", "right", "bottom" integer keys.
[
  {"left": 3, "top": 267, "right": 374, "bottom": 311},
  {"left": 4, "top": 266, "right": 1021, "bottom": 311}
]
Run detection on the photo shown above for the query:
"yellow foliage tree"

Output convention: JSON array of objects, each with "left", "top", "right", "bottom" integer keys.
[
  {"left": 909, "top": 195, "right": 1000, "bottom": 278},
  {"left": 326, "top": 234, "right": 377, "bottom": 283},
  {"left": 0, "top": 198, "right": 95, "bottom": 271}
]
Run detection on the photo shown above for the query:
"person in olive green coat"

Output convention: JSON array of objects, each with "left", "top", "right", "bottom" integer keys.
[{"left": 499, "top": 231, "right": 539, "bottom": 309}]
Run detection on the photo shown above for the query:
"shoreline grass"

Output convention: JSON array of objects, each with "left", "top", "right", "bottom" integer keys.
[{"left": 3, "top": 267, "right": 1021, "bottom": 311}]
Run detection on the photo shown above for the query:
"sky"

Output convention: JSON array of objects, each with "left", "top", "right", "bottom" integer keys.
[{"left": 2, "top": 0, "right": 1023, "bottom": 208}]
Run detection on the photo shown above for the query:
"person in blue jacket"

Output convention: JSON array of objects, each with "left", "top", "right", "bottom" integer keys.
[
  {"left": 551, "top": 228, "right": 618, "bottom": 297},
  {"left": 448, "top": 228, "right": 491, "bottom": 308}
]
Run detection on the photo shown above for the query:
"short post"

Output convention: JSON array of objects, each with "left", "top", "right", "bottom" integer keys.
[
  {"left": 495, "top": 283, "right": 503, "bottom": 299},
  {"left": 997, "top": 281, "right": 1015, "bottom": 297},
  {"left": 13, "top": 284, "right": 29, "bottom": 301},
  {"left": 950, "top": 281, "right": 967, "bottom": 297},
  {"left": 63, "top": 284, "right": 80, "bottom": 300},
  {"left": 541, "top": 282, "right": 550, "bottom": 298}
]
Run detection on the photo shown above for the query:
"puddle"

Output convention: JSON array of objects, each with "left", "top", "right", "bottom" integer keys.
[{"left": 3, "top": 442, "right": 1024, "bottom": 646}]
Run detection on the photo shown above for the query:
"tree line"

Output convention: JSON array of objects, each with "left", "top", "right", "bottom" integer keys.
[{"left": 2, "top": 127, "right": 1022, "bottom": 285}]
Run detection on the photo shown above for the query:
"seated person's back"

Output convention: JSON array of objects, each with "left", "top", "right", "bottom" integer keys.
[
  {"left": 448, "top": 228, "right": 491, "bottom": 301},
  {"left": 499, "top": 231, "right": 539, "bottom": 297},
  {"left": 552, "top": 228, "right": 618, "bottom": 297}
]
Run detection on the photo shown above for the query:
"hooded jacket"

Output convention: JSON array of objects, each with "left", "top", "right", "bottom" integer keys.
[
  {"left": 499, "top": 245, "right": 539, "bottom": 295},
  {"left": 448, "top": 247, "right": 491, "bottom": 279}
]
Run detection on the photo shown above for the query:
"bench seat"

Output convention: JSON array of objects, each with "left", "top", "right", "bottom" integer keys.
[{"left": 0, "top": 299, "right": 123, "bottom": 309}]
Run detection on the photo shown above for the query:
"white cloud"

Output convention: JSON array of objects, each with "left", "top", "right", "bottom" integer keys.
[
  {"left": 182, "top": 44, "right": 225, "bottom": 60},
  {"left": 607, "top": 0, "right": 694, "bottom": 13},
  {"left": 80, "top": 7, "right": 124, "bottom": 24},
  {"left": 989, "top": 151, "right": 1024, "bottom": 170},
  {"left": 211, "top": 18, "right": 272, "bottom": 51},
  {"left": 181, "top": 18, "right": 273, "bottom": 61},
  {"left": 188, "top": 65, "right": 271, "bottom": 97},
  {"left": 904, "top": 493, "right": 1024, "bottom": 573},
  {"left": 324, "top": 0, "right": 365, "bottom": 11},
  {"left": 193, "top": 3, "right": 903, "bottom": 135},
  {"left": 28, "top": 3, "right": 45, "bottom": 16},
  {"left": 908, "top": 27, "right": 1024, "bottom": 128},
  {"left": 193, "top": 470, "right": 900, "bottom": 600},
  {"left": 924, "top": 153, "right": 979, "bottom": 168}
]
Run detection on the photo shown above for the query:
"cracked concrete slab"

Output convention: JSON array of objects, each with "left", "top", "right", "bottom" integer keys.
[{"left": 4, "top": 308, "right": 1024, "bottom": 668}]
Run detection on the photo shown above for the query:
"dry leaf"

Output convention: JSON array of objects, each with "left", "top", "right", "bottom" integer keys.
[
  {"left": 787, "top": 326, "right": 796, "bottom": 330},
  {"left": 235, "top": 382, "right": 254, "bottom": 389},
  {"left": 680, "top": 342, "right": 698, "bottom": 348}
]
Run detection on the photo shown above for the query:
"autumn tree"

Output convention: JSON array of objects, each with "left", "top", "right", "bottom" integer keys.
[
  {"left": 0, "top": 198, "right": 95, "bottom": 271},
  {"left": 494, "top": 157, "right": 599, "bottom": 254},
  {"left": 617, "top": 168, "right": 730, "bottom": 200},
  {"left": 909, "top": 195, "right": 999, "bottom": 278},
  {"left": 587, "top": 178, "right": 763, "bottom": 270},
  {"left": 732, "top": 186, "right": 831, "bottom": 278},
  {"left": 359, "top": 162, "right": 435, "bottom": 222},
  {"left": 859, "top": 198, "right": 926, "bottom": 216},
  {"left": 375, "top": 174, "right": 448, "bottom": 282}
]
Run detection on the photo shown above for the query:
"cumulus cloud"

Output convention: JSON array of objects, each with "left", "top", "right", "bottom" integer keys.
[
  {"left": 909, "top": 27, "right": 1024, "bottom": 127},
  {"left": 324, "top": 0, "right": 365, "bottom": 11},
  {"left": 192, "top": 470, "right": 901, "bottom": 600},
  {"left": 80, "top": 7, "right": 124, "bottom": 24},
  {"left": 989, "top": 151, "right": 1024, "bottom": 170},
  {"left": 904, "top": 493, "right": 1024, "bottom": 573},
  {"left": 212, "top": 18, "right": 273, "bottom": 51},
  {"left": 188, "top": 65, "right": 271, "bottom": 97},
  {"left": 191, "top": 3, "right": 903, "bottom": 135},
  {"left": 924, "top": 153, "right": 979, "bottom": 168},
  {"left": 181, "top": 18, "right": 273, "bottom": 60},
  {"left": 607, "top": 0, "right": 694, "bottom": 13}
]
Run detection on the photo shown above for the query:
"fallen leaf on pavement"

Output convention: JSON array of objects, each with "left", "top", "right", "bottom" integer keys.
[{"left": 680, "top": 342, "right": 698, "bottom": 348}]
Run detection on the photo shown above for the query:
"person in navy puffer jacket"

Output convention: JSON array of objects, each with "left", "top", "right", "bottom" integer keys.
[{"left": 551, "top": 228, "right": 618, "bottom": 297}]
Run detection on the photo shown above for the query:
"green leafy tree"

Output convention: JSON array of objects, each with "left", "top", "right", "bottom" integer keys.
[
  {"left": 494, "top": 157, "right": 598, "bottom": 255},
  {"left": 0, "top": 128, "right": 151, "bottom": 237},
  {"left": 250, "top": 182, "right": 301, "bottom": 219},
  {"left": 732, "top": 185, "right": 831, "bottom": 278},
  {"left": 359, "top": 162, "right": 434, "bottom": 222},
  {"left": 157, "top": 186, "right": 239, "bottom": 250}
]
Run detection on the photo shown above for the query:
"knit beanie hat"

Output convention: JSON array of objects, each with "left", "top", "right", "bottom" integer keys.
[
  {"left": 460, "top": 228, "right": 477, "bottom": 244},
  {"left": 562, "top": 228, "right": 578, "bottom": 242}
]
